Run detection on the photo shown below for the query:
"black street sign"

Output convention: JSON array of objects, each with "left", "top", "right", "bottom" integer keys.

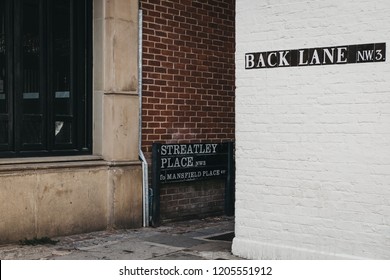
[
  {"left": 245, "top": 42, "right": 386, "bottom": 69},
  {"left": 154, "top": 143, "right": 230, "bottom": 184},
  {"left": 151, "top": 142, "right": 235, "bottom": 226}
]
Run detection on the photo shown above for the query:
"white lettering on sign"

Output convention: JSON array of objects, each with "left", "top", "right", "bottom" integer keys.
[
  {"left": 160, "top": 143, "right": 218, "bottom": 156},
  {"left": 156, "top": 143, "right": 230, "bottom": 183},
  {"left": 245, "top": 54, "right": 255, "bottom": 68},
  {"left": 298, "top": 50, "right": 308, "bottom": 66},
  {"left": 375, "top": 49, "right": 383, "bottom": 61},
  {"left": 357, "top": 49, "right": 374, "bottom": 62},
  {"left": 257, "top": 53, "right": 266, "bottom": 68},
  {"left": 310, "top": 49, "right": 321, "bottom": 65},
  {"left": 161, "top": 156, "right": 194, "bottom": 169},
  {"left": 337, "top": 47, "right": 348, "bottom": 63},
  {"left": 279, "top": 51, "right": 290, "bottom": 66},
  {"left": 245, "top": 43, "right": 386, "bottom": 69},
  {"left": 323, "top": 48, "right": 335, "bottom": 63},
  {"left": 267, "top": 52, "right": 277, "bottom": 67}
]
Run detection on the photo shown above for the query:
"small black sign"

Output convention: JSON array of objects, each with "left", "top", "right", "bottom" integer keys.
[
  {"left": 151, "top": 142, "right": 235, "bottom": 226},
  {"left": 153, "top": 143, "right": 230, "bottom": 184},
  {"left": 245, "top": 42, "right": 386, "bottom": 69}
]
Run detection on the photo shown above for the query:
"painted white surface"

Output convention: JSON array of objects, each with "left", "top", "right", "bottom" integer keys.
[{"left": 234, "top": 0, "right": 390, "bottom": 259}]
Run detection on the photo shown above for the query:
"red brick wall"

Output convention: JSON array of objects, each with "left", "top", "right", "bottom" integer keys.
[
  {"left": 140, "top": 0, "right": 235, "bottom": 222},
  {"left": 160, "top": 180, "right": 225, "bottom": 222},
  {"left": 141, "top": 0, "right": 235, "bottom": 154}
]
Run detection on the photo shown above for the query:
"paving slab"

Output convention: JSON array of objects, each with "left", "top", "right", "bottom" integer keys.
[{"left": 0, "top": 216, "right": 244, "bottom": 260}]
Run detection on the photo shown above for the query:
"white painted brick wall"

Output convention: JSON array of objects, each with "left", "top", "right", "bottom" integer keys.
[{"left": 234, "top": 0, "right": 390, "bottom": 259}]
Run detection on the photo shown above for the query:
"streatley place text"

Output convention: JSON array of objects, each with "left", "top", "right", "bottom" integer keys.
[{"left": 154, "top": 143, "right": 230, "bottom": 184}]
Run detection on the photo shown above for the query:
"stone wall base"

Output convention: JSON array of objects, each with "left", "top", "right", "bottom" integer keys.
[{"left": 0, "top": 157, "right": 142, "bottom": 244}]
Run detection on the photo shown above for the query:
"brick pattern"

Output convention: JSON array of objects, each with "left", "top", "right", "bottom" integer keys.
[
  {"left": 234, "top": 0, "right": 390, "bottom": 259},
  {"left": 140, "top": 0, "right": 235, "bottom": 154},
  {"left": 160, "top": 180, "right": 225, "bottom": 222}
]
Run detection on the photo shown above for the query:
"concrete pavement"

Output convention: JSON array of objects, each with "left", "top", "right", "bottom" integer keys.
[{"left": 0, "top": 216, "right": 243, "bottom": 260}]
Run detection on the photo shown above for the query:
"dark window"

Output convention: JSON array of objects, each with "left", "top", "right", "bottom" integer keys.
[{"left": 0, "top": 0, "right": 91, "bottom": 157}]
